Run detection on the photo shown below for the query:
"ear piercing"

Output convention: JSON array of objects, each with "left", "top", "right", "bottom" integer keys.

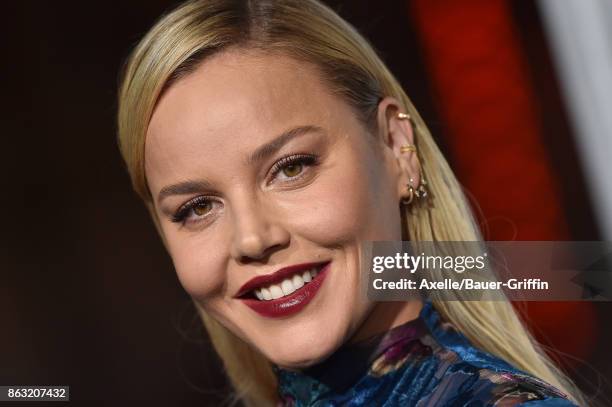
[
  {"left": 398, "top": 112, "right": 416, "bottom": 154},
  {"left": 401, "top": 177, "right": 429, "bottom": 205},
  {"left": 416, "top": 178, "right": 428, "bottom": 198},
  {"left": 397, "top": 112, "right": 410, "bottom": 120},
  {"left": 397, "top": 111, "right": 429, "bottom": 205},
  {"left": 401, "top": 178, "right": 416, "bottom": 205}
]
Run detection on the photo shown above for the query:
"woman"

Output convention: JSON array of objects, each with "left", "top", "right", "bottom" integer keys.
[{"left": 117, "top": 0, "right": 586, "bottom": 405}]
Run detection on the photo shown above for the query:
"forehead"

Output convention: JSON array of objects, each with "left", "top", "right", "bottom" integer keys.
[{"left": 145, "top": 50, "right": 348, "bottom": 191}]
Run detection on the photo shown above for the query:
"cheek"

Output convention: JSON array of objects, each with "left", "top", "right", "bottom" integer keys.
[
  {"left": 292, "top": 184, "right": 368, "bottom": 244},
  {"left": 290, "top": 153, "right": 400, "bottom": 245},
  {"left": 164, "top": 230, "right": 227, "bottom": 299}
]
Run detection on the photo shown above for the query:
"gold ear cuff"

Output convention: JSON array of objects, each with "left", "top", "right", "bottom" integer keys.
[
  {"left": 397, "top": 112, "right": 410, "bottom": 120},
  {"left": 400, "top": 145, "right": 416, "bottom": 153}
]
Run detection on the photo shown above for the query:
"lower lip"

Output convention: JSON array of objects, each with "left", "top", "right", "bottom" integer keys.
[{"left": 239, "top": 262, "right": 331, "bottom": 318}]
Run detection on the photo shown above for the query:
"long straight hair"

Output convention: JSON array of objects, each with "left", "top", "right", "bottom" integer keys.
[{"left": 117, "top": 1, "right": 586, "bottom": 405}]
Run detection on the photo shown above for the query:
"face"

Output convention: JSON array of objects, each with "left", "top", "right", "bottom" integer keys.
[{"left": 145, "top": 49, "right": 409, "bottom": 368}]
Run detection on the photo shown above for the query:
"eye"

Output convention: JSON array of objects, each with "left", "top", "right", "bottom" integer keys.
[
  {"left": 171, "top": 196, "right": 219, "bottom": 225},
  {"left": 270, "top": 154, "right": 318, "bottom": 183},
  {"left": 192, "top": 201, "right": 212, "bottom": 216},
  {"left": 282, "top": 162, "right": 303, "bottom": 178}
]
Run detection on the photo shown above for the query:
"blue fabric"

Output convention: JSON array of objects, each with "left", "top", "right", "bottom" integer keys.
[{"left": 275, "top": 302, "right": 577, "bottom": 406}]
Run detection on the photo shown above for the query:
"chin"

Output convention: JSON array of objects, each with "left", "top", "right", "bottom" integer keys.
[{"left": 259, "top": 295, "right": 367, "bottom": 369}]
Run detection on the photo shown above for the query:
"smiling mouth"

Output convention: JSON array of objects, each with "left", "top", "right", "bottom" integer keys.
[
  {"left": 237, "top": 262, "right": 331, "bottom": 318},
  {"left": 248, "top": 266, "right": 322, "bottom": 301},
  {"left": 239, "top": 262, "right": 328, "bottom": 301}
]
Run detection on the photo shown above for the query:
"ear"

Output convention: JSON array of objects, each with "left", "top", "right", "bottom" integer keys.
[{"left": 375, "top": 97, "right": 421, "bottom": 202}]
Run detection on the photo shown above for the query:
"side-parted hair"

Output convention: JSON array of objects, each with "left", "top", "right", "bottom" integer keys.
[{"left": 117, "top": 1, "right": 585, "bottom": 405}]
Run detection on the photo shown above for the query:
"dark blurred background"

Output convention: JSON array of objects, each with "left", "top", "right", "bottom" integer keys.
[{"left": 2, "top": 0, "right": 610, "bottom": 406}]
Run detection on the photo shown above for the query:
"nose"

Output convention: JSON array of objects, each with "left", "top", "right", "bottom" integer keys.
[{"left": 229, "top": 198, "right": 290, "bottom": 263}]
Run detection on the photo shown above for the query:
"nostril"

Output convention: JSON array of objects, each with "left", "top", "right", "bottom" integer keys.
[
  {"left": 230, "top": 216, "right": 291, "bottom": 262},
  {"left": 239, "top": 243, "right": 286, "bottom": 265}
]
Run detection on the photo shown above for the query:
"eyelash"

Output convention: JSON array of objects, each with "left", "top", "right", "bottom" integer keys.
[
  {"left": 171, "top": 153, "right": 319, "bottom": 224},
  {"left": 269, "top": 153, "right": 318, "bottom": 183}
]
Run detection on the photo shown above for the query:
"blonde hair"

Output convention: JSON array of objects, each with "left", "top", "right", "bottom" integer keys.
[{"left": 117, "top": 0, "right": 586, "bottom": 405}]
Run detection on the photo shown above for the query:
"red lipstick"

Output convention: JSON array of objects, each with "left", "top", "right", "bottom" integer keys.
[{"left": 237, "top": 261, "right": 331, "bottom": 318}]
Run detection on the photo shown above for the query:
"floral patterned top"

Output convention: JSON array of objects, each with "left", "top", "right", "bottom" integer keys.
[{"left": 275, "top": 302, "right": 578, "bottom": 406}]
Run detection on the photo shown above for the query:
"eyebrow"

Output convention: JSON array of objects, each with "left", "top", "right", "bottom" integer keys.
[
  {"left": 246, "top": 125, "right": 324, "bottom": 165},
  {"left": 156, "top": 125, "right": 324, "bottom": 205},
  {"left": 157, "top": 179, "right": 216, "bottom": 205}
]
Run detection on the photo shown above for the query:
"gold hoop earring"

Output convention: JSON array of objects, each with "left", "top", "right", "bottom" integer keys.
[
  {"left": 401, "top": 185, "right": 415, "bottom": 205},
  {"left": 401, "top": 178, "right": 416, "bottom": 205}
]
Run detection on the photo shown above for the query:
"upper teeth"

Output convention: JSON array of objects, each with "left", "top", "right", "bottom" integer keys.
[{"left": 254, "top": 268, "right": 319, "bottom": 301}]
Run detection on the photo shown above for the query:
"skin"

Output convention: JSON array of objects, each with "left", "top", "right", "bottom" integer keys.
[{"left": 145, "top": 48, "right": 423, "bottom": 368}]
